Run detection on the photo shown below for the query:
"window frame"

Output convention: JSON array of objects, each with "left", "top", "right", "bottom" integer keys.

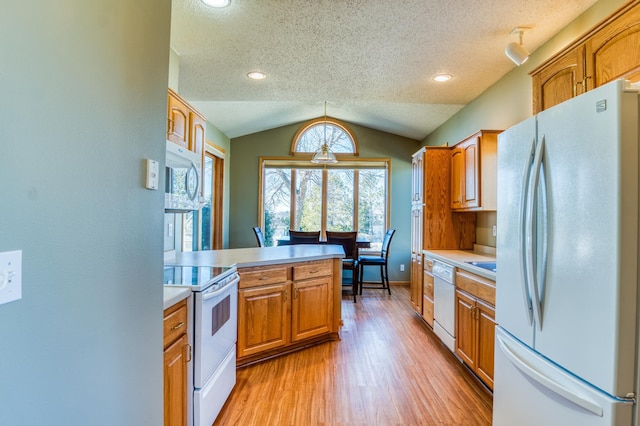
[
  {"left": 258, "top": 156, "right": 391, "bottom": 243},
  {"left": 290, "top": 117, "right": 360, "bottom": 157}
]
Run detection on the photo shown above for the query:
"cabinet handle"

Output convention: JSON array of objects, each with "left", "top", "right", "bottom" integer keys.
[
  {"left": 186, "top": 344, "right": 192, "bottom": 363},
  {"left": 259, "top": 275, "right": 271, "bottom": 280},
  {"left": 284, "top": 290, "right": 287, "bottom": 302},
  {"left": 309, "top": 270, "right": 319, "bottom": 274},
  {"left": 294, "top": 289, "right": 299, "bottom": 299},
  {"left": 167, "top": 118, "right": 174, "bottom": 135},
  {"left": 170, "top": 321, "right": 185, "bottom": 331}
]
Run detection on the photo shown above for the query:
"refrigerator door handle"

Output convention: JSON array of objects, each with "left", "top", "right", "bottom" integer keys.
[
  {"left": 496, "top": 332, "right": 604, "bottom": 417},
  {"left": 519, "top": 138, "right": 536, "bottom": 326},
  {"left": 526, "top": 136, "right": 545, "bottom": 330}
]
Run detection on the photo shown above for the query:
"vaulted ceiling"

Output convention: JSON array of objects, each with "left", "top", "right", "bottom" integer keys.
[{"left": 170, "top": 0, "right": 598, "bottom": 140}]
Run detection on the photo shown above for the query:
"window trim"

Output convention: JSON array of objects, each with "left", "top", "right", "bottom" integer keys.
[
  {"left": 258, "top": 156, "right": 391, "bottom": 240},
  {"left": 290, "top": 117, "right": 360, "bottom": 156}
]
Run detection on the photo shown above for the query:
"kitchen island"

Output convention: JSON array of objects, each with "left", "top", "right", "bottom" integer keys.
[{"left": 169, "top": 245, "right": 345, "bottom": 366}]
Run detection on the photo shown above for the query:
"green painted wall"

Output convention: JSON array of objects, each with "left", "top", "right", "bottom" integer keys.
[
  {"left": 229, "top": 122, "right": 420, "bottom": 282},
  {"left": 0, "top": 1, "right": 170, "bottom": 425},
  {"left": 423, "top": 0, "right": 628, "bottom": 246}
]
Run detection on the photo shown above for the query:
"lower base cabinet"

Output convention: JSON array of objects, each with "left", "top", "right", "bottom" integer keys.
[
  {"left": 237, "top": 259, "right": 337, "bottom": 365},
  {"left": 455, "top": 288, "right": 496, "bottom": 389},
  {"left": 164, "top": 299, "right": 189, "bottom": 426},
  {"left": 422, "top": 259, "right": 434, "bottom": 327}
]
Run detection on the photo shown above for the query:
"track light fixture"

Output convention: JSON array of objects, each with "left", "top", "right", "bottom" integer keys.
[{"left": 505, "top": 27, "right": 531, "bottom": 66}]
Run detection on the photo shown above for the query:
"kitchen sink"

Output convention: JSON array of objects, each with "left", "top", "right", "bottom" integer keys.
[{"left": 465, "top": 261, "right": 496, "bottom": 273}]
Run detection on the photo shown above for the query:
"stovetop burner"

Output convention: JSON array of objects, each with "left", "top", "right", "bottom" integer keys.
[{"left": 163, "top": 266, "right": 235, "bottom": 291}]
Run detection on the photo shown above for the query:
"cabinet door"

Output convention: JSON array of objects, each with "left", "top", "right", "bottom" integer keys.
[
  {"left": 462, "top": 138, "right": 479, "bottom": 209},
  {"left": 164, "top": 334, "right": 188, "bottom": 426},
  {"left": 238, "top": 282, "right": 290, "bottom": 357},
  {"left": 586, "top": 2, "right": 640, "bottom": 89},
  {"left": 532, "top": 46, "right": 584, "bottom": 113},
  {"left": 476, "top": 299, "right": 496, "bottom": 390},
  {"left": 291, "top": 278, "right": 332, "bottom": 342},
  {"left": 410, "top": 255, "right": 423, "bottom": 314},
  {"left": 411, "top": 150, "right": 424, "bottom": 204},
  {"left": 455, "top": 289, "right": 476, "bottom": 369},
  {"left": 167, "top": 93, "right": 190, "bottom": 148},
  {"left": 450, "top": 148, "right": 464, "bottom": 209},
  {"left": 190, "top": 112, "right": 206, "bottom": 156}
]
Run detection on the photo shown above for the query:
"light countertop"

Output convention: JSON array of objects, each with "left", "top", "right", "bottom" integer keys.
[
  {"left": 163, "top": 287, "right": 191, "bottom": 310},
  {"left": 424, "top": 248, "right": 496, "bottom": 281},
  {"left": 167, "top": 245, "right": 345, "bottom": 268}
]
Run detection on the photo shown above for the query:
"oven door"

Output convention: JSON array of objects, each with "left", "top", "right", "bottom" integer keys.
[{"left": 193, "top": 274, "right": 239, "bottom": 388}]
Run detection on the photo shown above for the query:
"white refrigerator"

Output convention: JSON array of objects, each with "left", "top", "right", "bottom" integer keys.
[{"left": 494, "top": 79, "right": 640, "bottom": 425}]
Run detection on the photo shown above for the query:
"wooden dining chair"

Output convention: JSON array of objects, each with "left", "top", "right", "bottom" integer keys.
[
  {"left": 358, "top": 229, "right": 395, "bottom": 295},
  {"left": 288, "top": 230, "right": 321, "bottom": 244},
  {"left": 326, "top": 231, "right": 359, "bottom": 302}
]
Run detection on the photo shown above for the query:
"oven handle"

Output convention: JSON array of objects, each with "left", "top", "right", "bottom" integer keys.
[{"left": 201, "top": 274, "right": 239, "bottom": 300}]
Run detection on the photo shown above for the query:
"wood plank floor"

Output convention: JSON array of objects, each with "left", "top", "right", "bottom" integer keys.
[{"left": 214, "top": 286, "right": 493, "bottom": 425}]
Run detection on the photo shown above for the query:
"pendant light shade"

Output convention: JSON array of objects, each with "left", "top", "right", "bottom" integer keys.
[{"left": 311, "top": 102, "right": 338, "bottom": 164}]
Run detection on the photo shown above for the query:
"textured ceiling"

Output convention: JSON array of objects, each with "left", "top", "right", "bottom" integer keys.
[{"left": 170, "top": 0, "right": 599, "bottom": 140}]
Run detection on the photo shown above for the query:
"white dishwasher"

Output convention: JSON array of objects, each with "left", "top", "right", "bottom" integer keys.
[{"left": 432, "top": 260, "right": 456, "bottom": 353}]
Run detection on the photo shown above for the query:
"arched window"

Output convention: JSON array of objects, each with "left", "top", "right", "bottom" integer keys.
[{"left": 291, "top": 117, "right": 358, "bottom": 156}]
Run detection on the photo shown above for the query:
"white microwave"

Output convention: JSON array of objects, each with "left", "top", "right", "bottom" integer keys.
[{"left": 165, "top": 141, "right": 202, "bottom": 212}]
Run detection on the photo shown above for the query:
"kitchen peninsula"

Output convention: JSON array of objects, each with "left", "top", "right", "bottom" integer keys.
[{"left": 168, "top": 245, "right": 345, "bottom": 366}]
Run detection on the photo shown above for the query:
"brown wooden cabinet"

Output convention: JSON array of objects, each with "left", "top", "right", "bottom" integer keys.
[
  {"left": 409, "top": 147, "right": 477, "bottom": 315},
  {"left": 291, "top": 260, "right": 333, "bottom": 341},
  {"left": 422, "top": 258, "right": 434, "bottom": 327},
  {"left": 163, "top": 299, "right": 189, "bottom": 426},
  {"left": 450, "top": 130, "right": 499, "bottom": 212},
  {"left": 454, "top": 270, "right": 496, "bottom": 389},
  {"left": 167, "top": 88, "right": 206, "bottom": 156},
  {"left": 237, "top": 259, "right": 337, "bottom": 365},
  {"left": 532, "top": 0, "right": 640, "bottom": 113}
]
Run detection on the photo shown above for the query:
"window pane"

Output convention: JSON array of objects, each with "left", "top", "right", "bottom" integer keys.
[
  {"left": 358, "top": 169, "right": 386, "bottom": 250},
  {"left": 200, "top": 155, "right": 213, "bottom": 250},
  {"left": 293, "top": 169, "right": 322, "bottom": 232},
  {"left": 327, "top": 169, "right": 354, "bottom": 231},
  {"left": 263, "top": 168, "right": 291, "bottom": 247},
  {"left": 296, "top": 123, "right": 354, "bottom": 153}
]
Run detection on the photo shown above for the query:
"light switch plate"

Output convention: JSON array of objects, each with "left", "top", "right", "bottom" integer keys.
[
  {"left": 145, "top": 159, "right": 159, "bottom": 190},
  {"left": 0, "top": 250, "right": 22, "bottom": 306}
]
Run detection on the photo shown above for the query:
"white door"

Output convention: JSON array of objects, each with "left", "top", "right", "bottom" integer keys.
[
  {"left": 493, "top": 328, "right": 633, "bottom": 426},
  {"left": 496, "top": 115, "right": 537, "bottom": 347},
  {"left": 533, "top": 80, "right": 638, "bottom": 397}
]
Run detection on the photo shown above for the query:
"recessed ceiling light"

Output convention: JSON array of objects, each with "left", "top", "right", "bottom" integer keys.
[
  {"left": 247, "top": 71, "right": 266, "bottom": 80},
  {"left": 201, "top": 0, "right": 230, "bottom": 7},
  {"left": 433, "top": 74, "right": 452, "bottom": 82}
]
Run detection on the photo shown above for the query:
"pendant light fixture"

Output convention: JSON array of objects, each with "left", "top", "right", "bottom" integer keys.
[{"left": 311, "top": 101, "right": 338, "bottom": 164}]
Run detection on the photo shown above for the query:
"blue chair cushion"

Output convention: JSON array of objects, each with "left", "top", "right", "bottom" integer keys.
[{"left": 358, "top": 256, "right": 385, "bottom": 265}]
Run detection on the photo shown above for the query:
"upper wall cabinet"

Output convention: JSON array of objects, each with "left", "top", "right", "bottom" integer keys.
[
  {"left": 167, "top": 88, "right": 206, "bottom": 157},
  {"left": 450, "top": 130, "right": 500, "bottom": 212},
  {"left": 531, "top": 0, "right": 640, "bottom": 113}
]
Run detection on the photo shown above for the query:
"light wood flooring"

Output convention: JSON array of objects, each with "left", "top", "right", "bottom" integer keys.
[{"left": 214, "top": 286, "right": 493, "bottom": 425}]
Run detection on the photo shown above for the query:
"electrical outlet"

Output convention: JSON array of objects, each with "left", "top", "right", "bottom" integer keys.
[
  {"left": 493, "top": 225, "right": 497, "bottom": 237},
  {"left": 400, "top": 264, "right": 405, "bottom": 272}
]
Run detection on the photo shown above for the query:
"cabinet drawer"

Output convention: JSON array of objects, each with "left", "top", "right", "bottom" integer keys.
[
  {"left": 422, "top": 296, "right": 434, "bottom": 327},
  {"left": 456, "top": 270, "right": 496, "bottom": 306},
  {"left": 163, "top": 299, "right": 187, "bottom": 348},
  {"left": 292, "top": 261, "right": 332, "bottom": 281},
  {"left": 423, "top": 271, "right": 434, "bottom": 299},
  {"left": 239, "top": 266, "right": 288, "bottom": 289},
  {"left": 424, "top": 258, "right": 433, "bottom": 273}
]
